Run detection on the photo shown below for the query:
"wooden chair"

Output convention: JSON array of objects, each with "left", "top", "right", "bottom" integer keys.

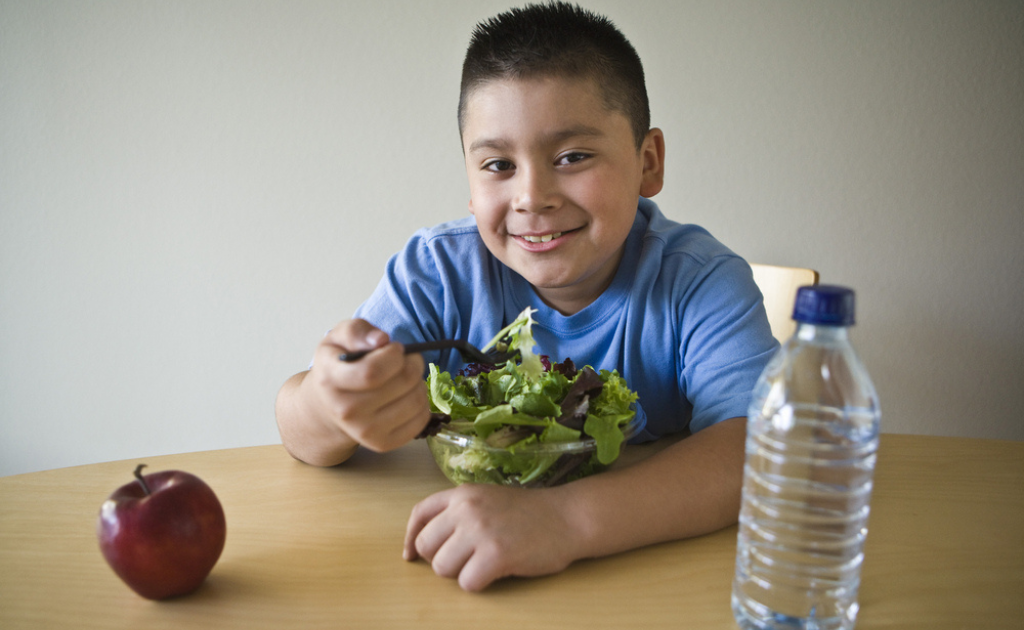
[{"left": 750, "top": 263, "right": 820, "bottom": 342}]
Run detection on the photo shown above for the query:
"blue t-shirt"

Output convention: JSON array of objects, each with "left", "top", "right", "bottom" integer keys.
[{"left": 354, "top": 197, "right": 778, "bottom": 440}]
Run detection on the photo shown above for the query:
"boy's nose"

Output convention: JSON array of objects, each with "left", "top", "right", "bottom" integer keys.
[{"left": 512, "top": 166, "right": 558, "bottom": 214}]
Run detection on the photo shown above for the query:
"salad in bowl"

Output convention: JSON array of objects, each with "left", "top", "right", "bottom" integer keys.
[{"left": 419, "top": 307, "right": 643, "bottom": 487}]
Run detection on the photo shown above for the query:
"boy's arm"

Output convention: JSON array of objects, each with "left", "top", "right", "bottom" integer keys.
[
  {"left": 404, "top": 416, "right": 745, "bottom": 591},
  {"left": 275, "top": 319, "right": 432, "bottom": 466},
  {"left": 563, "top": 416, "right": 745, "bottom": 554}
]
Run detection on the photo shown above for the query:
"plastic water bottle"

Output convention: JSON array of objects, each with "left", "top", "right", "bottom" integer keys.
[{"left": 732, "top": 285, "right": 881, "bottom": 630}]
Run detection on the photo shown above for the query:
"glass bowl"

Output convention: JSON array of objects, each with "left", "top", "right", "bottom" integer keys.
[{"left": 426, "top": 413, "right": 645, "bottom": 488}]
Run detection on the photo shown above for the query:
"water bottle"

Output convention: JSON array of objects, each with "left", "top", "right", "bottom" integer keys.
[{"left": 732, "top": 285, "right": 881, "bottom": 630}]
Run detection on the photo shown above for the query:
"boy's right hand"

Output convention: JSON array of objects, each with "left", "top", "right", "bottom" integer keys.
[{"left": 281, "top": 319, "right": 430, "bottom": 463}]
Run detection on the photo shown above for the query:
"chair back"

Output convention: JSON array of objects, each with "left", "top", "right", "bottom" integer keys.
[{"left": 750, "top": 263, "right": 820, "bottom": 342}]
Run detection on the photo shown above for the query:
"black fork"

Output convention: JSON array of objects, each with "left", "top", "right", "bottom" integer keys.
[{"left": 338, "top": 337, "right": 518, "bottom": 366}]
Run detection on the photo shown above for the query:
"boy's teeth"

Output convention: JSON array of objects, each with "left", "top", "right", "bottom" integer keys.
[{"left": 523, "top": 232, "right": 562, "bottom": 243}]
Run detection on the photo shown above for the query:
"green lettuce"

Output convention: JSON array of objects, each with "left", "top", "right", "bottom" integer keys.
[
  {"left": 482, "top": 306, "right": 544, "bottom": 381},
  {"left": 425, "top": 307, "right": 640, "bottom": 487}
]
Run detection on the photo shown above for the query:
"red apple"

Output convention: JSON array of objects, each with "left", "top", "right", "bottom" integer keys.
[{"left": 97, "top": 464, "right": 226, "bottom": 600}]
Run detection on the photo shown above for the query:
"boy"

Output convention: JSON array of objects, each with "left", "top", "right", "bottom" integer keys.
[{"left": 276, "top": 2, "right": 777, "bottom": 592}]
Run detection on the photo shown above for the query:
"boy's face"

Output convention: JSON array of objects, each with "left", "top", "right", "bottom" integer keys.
[{"left": 462, "top": 76, "right": 664, "bottom": 315}]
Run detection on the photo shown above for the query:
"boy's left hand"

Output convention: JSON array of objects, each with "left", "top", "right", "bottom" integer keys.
[{"left": 403, "top": 484, "right": 576, "bottom": 591}]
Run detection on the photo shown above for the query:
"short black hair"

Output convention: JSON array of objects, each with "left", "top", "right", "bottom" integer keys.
[{"left": 459, "top": 1, "right": 650, "bottom": 149}]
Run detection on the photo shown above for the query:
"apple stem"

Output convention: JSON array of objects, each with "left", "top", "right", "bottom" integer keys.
[{"left": 133, "top": 464, "right": 152, "bottom": 496}]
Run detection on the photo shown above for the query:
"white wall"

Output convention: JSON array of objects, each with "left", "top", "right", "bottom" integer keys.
[{"left": 2, "top": 0, "right": 1021, "bottom": 476}]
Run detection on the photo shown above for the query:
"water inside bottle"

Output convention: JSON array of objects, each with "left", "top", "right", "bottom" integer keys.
[{"left": 732, "top": 403, "right": 878, "bottom": 630}]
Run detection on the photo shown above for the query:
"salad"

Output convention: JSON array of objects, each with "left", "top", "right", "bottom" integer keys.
[{"left": 420, "top": 307, "right": 642, "bottom": 487}]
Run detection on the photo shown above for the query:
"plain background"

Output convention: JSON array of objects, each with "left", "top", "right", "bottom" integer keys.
[{"left": 2, "top": 0, "right": 1022, "bottom": 477}]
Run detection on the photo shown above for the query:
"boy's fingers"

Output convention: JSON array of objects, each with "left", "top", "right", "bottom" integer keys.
[
  {"left": 326, "top": 370, "right": 428, "bottom": 450},
  {"left": 318, "top": 341, "right": 406, "bottom": 391},
  {"left": 383, "top": 399, "right": 431, "bottom": 446},
  {"left": 458, "top": 550, "right": 504, "bottom": 592},
  {"left": 348, "top": 404, "right": 428, "bottom": 453},
  {"left": 404, "top": 490, "right": 453, "bottom": 561},
  {"left": 327, "top": 318, "right": 390, "bottom": 353},
  {"left": 383, "top": 360, "right": 430, "bottom": 430},
  {"left": 430, "top": 534, "right": 476, "bottom": 580}
]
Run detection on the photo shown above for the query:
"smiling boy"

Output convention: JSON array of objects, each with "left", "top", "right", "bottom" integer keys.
[
  {"left": 463, "top": 75, "right": 661, "bottom": 315},
  {"left": 276, "top": 2, "right": 777, "bottom": 591}
]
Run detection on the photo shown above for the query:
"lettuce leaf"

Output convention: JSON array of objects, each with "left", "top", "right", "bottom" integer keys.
[
  {"left": 483, "top": 307, "right": 544, "bottom": 381},
  {"left": 427, "top": 363, "right": 489, "bottom": 419}
]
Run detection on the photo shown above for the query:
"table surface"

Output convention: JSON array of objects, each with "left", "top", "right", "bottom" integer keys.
[{"left": 1, "top": 433, "right": 1022, "bottom": 630}]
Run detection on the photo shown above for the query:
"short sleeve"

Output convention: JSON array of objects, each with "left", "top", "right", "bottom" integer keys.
[
  {"left": 679, "top": 256, "right": 778, "bottom": 433},
  {"left": 354, "top": 230, "right": 448, "bottom": 345}
]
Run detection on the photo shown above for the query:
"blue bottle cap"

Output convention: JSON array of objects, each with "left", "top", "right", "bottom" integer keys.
[{"left": 792, "top": 285, "right": 856, "bottom": 326}]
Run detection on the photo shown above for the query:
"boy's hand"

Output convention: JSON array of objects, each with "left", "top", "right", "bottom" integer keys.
[
  {"left": 403, "top": 484, "right": 577, "bottom": 592},
  {"left": 300, "top": 319, "right": 430, "bottom": 454}
]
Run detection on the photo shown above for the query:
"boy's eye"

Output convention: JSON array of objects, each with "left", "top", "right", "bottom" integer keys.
[
  {"left": 483, "top": 159, "right": 514, "bottom": 172},
  {"left": 556, "top": 152, "right": 591, "bottom": 166}
]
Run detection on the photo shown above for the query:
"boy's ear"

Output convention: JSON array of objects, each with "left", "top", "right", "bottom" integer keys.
[
  {"left": 468, "top": 199, "right": 475, "bottom": 215},
  {"left": 639, "top": 127, "right": 666, "bottom": 198}
]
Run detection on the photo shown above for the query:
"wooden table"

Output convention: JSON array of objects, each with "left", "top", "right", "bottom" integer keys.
[{"left": 1, "top": 434, "right": 1021, "bottom": 629}]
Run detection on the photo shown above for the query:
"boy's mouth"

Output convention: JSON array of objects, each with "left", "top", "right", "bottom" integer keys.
[
  {"left": 515, "top": 226, "right": 581, "bottom": 244},
  {"left": 521, "top": 232, "right": 563, "bottom": 243},
  {"left": 512, "top": 227, "right": 581, "bottom": 253}
]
